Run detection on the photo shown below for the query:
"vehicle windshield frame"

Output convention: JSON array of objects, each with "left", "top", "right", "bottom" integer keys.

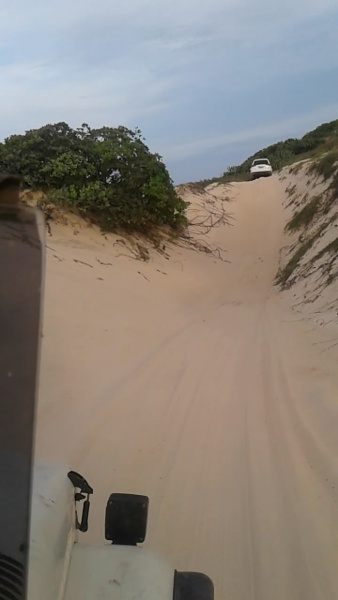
[{"left": 252, "top": 159, "right": 270, "bottom": 166}]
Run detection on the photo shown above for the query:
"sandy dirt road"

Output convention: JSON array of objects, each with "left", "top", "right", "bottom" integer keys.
[{"left": 35, "top": 176, "right": 338, "bottom": 600}]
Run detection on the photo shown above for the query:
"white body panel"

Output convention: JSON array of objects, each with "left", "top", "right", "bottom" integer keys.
[
  {"left": 28, "top": 460, "right": 77, "bottom": 600},
  {"left": 28, "top": 462, "right": 174, "bottom": 600},
  {"left": 64, "top": 545, "right": 174, "bottom": 600}
]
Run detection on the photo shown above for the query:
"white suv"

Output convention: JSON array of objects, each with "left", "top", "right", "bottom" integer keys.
[{"left": 250, "top": 158, "right": 273, "bottom": 179}]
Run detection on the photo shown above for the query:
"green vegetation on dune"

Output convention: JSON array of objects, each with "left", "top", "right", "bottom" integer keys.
[
  {"left": 276, "top": 238, "right": 314, "bottom": 287},
  {"left": 312, "top": 150, "right": 338, "bottom": 180},
  {"left": 285, "top": 196, "right": 322, "bottom": 232},
  {"left": 309, "top": 236, "right": 338, "bottom": 285},
  {"left": 275, "top": 223, "right": 328, "bottom": 287},
  {"left": 240, "top": 119, "right": 338, "bottom": 174},
  {"left": 277, "top": 139, "right": 338, "bottom": 289},
  {"left": 196, "top": 171, "right": 251, "bottom": 188},
  {"left": 195, "top": 118, "right": 338, "bottom": 188},
  {"left": 0, "top": 122, "right": 187, "bottom": 233}
]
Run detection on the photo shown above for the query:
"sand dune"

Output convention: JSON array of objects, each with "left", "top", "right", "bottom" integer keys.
[{"left": 35, "top": 175, "right": 338, "bottom": 600}]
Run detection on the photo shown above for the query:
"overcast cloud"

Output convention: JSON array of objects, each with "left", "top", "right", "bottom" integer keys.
[{"left": 1, "top": 0, "right": 338, "bottom": 181}]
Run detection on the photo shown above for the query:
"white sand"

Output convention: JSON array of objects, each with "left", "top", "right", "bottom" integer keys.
[{"left": 35, "top": 175, "right": 338, "bottom": 600}]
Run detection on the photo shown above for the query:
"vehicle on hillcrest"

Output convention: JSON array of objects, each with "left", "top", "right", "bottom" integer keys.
[{"left": 250, "top": 158, "right": 273, "bottom": 179}]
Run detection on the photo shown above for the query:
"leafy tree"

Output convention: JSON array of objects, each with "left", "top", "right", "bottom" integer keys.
[{"left": 1, "top": 122, "right": 187, "bottom": 232}]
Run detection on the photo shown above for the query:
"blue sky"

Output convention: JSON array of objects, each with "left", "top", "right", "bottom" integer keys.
[{"left": 1, "top": 0, "right": 338, "bottom": 183}]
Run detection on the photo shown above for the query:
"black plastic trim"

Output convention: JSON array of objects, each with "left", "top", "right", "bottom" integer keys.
[{"left": 173, "top": 571, "right": 214, "bottom": 600}]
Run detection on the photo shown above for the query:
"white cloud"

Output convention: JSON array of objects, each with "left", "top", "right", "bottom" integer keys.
[
  {"left": 2, "top": 0, "right": 337, "bottom": 51},
  {"left": 0, "top": 57, "right": 181, "bottom": 137}
]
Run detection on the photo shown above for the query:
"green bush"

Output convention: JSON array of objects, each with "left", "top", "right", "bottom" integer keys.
[
  {"left": 0, "top": 122, "right": 187, "bottom": 233},
  {"left": 315, "top": 151, "right": 338, "bottom": 180},
  {"left": 276, "top": 223, "right": 328, "bottom": 287},
  {"left": 285, "top": 196, "right": 322, "bottom": 232},
  {"left": 275, "top": 238, "right": 314, "bottom": 286}
]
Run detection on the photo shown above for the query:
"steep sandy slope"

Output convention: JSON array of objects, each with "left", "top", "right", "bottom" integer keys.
[
  {"left": 277, "top": 161, "right": 338, "bottom": 329},
  {"left": 35, "top": 176, "right": 338, "bottom": 600}
]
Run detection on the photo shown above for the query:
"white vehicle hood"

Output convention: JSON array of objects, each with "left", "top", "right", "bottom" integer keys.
[{"left": 64, "top": 545, "right": 174, "bottom": 600}]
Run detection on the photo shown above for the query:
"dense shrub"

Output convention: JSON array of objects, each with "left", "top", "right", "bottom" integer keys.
[{"left": 0, "top": 122, "right": 187, "bottom": 232}]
